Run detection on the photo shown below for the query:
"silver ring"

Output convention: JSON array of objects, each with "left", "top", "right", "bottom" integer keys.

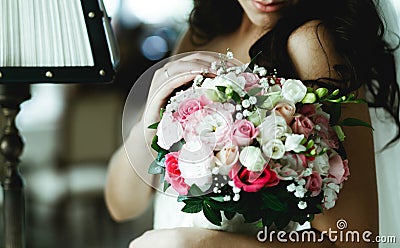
[{"left": 164, "top": 68, "right": 170, "bottom": 77}]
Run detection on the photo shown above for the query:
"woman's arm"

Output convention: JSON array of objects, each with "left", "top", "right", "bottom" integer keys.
[{"left": 287, "top": 20, "right": 379, "bottom": 245}]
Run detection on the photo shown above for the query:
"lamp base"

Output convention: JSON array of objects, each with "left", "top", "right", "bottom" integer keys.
[{"left": 0, "top": 84, "right": 31, "bottom": 248}]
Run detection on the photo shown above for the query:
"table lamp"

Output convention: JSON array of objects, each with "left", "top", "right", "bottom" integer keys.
[{"left": 0, "top": 0, "right": 119, "bottom": 247}]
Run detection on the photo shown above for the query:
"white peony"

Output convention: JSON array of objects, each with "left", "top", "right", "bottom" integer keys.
[
  {"left": 312, "top": 153, "right": 330, "bottom": 176},
  {"left": 156, "top": 111, "right": 183, "bottom": 150}
]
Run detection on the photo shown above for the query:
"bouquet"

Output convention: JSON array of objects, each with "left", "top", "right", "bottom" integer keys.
[{"left": 147, "top": 51, "right": 370, "bottom": 230}]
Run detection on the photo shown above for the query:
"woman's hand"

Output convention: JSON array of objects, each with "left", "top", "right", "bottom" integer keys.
[
  {"left": 129, "top": 227, "right": 215, "bottom": 248},
  {"left": 143, "top": 52, "right": 237, "bottom": 126}
]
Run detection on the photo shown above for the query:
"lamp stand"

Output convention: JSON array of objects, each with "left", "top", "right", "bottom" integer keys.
[{"left": 0, "top": 84, "right": 31, "bottom": 248}]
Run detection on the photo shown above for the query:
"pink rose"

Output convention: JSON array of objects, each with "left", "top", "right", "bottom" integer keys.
[
  {"left": 328, "top": 154, "right": 350, "bottom": 184},
  {"left": 291, "top": 115, "right": 315, "bottom": 138},
  {"left": 229, "top": 164, "right": 279, "bottom": 192},
  {"left": 274, "top": 102, "right": 296, "bottom": 125},
  {"left": 164, "top": 152, "right": 190, "bottom": 195},
  {"left": 176, "top": 95, "right": 211, "bottom": 124},
  {"left": 272, "top": 153, "right": 307, "bottom": 180},
  {"left": 231, "top": 119, "right": 259, "bottom": 146},
  {"left": 312, "top": 114, "right": 339, "bottom": 149},
  {"left": 305, "top": 171, "right": 323, "bottom": 196},
  {"left": 241, "top": 72, "right": 260, "bottom": 92},
  {"left": 298, "top": 104, "right": 317, "bottom": 117}
]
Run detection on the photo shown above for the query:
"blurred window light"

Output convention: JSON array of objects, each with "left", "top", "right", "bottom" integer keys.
[
  {"left": 122, "top": 0, "right": 193, "bottom": 24},
  {"left": 141, "top": 35, "right": 168, "bottom": 61}
]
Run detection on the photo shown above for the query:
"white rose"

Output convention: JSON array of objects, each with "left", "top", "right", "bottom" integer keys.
[
  {"left": 262, "top": 139, "right": 285, "bottom": 159},
  {"left": 312, "top": 153, "right": 330, "bottom": 176},
  {"left": 284, "top": 134, "right": 306, "bottom": 153},
  {"left": 239, "top": 146, "right": 266, "bottom": 172},
  {"left": 178, "top": 142, "right": 213, "bottom": 192},
  {"left": 257, "top": 115, "right": 290, "bottom": 145},
  {"left": 215, "top": 144, "right": 239, "bottom": 175},
  {"left": 281, "top": 79, "right": 307, "bottom": 103}
]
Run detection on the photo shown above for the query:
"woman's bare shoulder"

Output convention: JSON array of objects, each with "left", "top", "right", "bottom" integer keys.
[{"left": 287, "top": 19, "right": 343, "bottom": 80}]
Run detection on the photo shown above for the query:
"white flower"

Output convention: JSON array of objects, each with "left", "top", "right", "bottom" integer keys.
[
  {"left": 194, "top": 75, "right": 204, "bottom": 85},
  {"left": 236, "top": 112, "right": 243, "bottom": 120},
  {"left": 226, "top": 51, "right": 234, "bottom": 59},
  {"left": 243, "top": 109, "right": 252, "bottom": 117},
  {"left": 236, "top": 105, "right": 242, "bottom": 111},
  {"left": 281, "top": 79, "right": 307, "bottom": 103},
  {"left": 178, "top": 142, "right": 214, "bottom": 192},
  {"left": 239, "top": 146, "right": 266, "bottom": 172},
  {"left": 156, "top": 111, "right": 183, "bottom": 150},
  {"left": 294, "top": 185, "right": 306, "bottom": 198},
  {"left": 242, "top": 99, "right": 251, "bottom": 108},
  {"left": 215, "top": 144, "right": 239, "bottom": 176},
  {"left": 312, "top": 153, "right": 330, "bottom": 176},
  {"left": 261, "top": 139, "right": 285, "bottom": 159},
  {"left": 285, "top": 134, "right": 306, "bottom": 153},
  {"left": 298, "top": 201, "right": 307, "bottom": 210},
  {"left": 249, "top": 96, "right": 257, "bottom": 104},
  {"left": 287, "top": 183, "right": 296, "bottom": 192},
  {"left": 257, "top": 115, "right": 290, "bottom": 145}
]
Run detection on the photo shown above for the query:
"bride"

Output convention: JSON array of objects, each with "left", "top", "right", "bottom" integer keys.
[{"left": 105, "top": 0, "right": 400, "bottom": 247}]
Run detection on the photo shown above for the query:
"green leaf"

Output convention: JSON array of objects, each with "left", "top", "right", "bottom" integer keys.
[
  {"left": 177, "top": 196, "right": 188, "bottom": 202},
  {"left": 148, "top": 159, "right": 164, "bottom": 174},
  {"left": 188, "top": 184, "right": 204, "bottom": 197},
  {"left": 245, "top": 51, "right": 262, "bottom": 72},
  {"left": 159, "top": 108, "right": 165, "bottom": 119},
  {"left": 332, "top": 125, "right": 346, "bottom": 142},
  {"left": 203, "top": 201, "right": 222, "bottom": 226},
  {"left": 274, "top": 214, "right": 291, "bottom": 230},
  {"left": 163, "top": 181, "right": 170, "bottom": 192},
  {"left": 151, "top": 135, "right": 161, "bottom": 152},
  {"left": 147, "top": 122, "right": 159, "bottom": 129},
  {"left": 231, "top": 91, "right": 242, "bottom": 102},
  {"left": 247, "top": 87, "right": 263, "bottom": 96},
  {"left": 181, "top": 203, "right": 203, "bottom": 213},
  {"left": 340, "top": 118, "right": 374, "bottom": 130},
  {"left": 261, "top": 193, "right": 286, "bottom": 212},
  {"left": 216, "top": 86, "right": 227, "bottom": 92},
  {"left": 224, "top": 211, "right": 236, "bottom": 220},
  {"left": 210, "top": 196, "right": 226, "bottom": 202}
]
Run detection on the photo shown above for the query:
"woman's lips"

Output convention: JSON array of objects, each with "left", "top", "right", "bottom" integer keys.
[{"left": 252, "top": 0, "right": 287, "bottom": 13}]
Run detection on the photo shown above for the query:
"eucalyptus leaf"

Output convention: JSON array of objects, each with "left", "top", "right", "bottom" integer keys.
[
  {"left": 188, "top": 184, "right": 204, "bottom": 197},
  {"left": 247, "top": 87, "right": 263, "bottom": 96},
  {"left": 163, "top": 181, "right": 171, "bottom": 192},
  {"left": 148, "top": 160, "right": 164, "bottom": 174}
]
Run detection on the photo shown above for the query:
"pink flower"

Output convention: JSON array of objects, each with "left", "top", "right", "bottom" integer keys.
[
  {"left": 184, "top": 103, "right": 234, "bottom": 150},
  {"left": 164, "top": 152, "right": 190, "bottom": 195},
  {"left": 176, "top": 95, "right": 211, "bottom": 124},
  {"left": 272, "top": 153, "right": 307, "bottom": 180},
  {"left": 291, "top": 115, "right": 315, "bottom": 138},
  {"left": 241, "top": 72, "right": 260, "bottom": 92},
  {"left": 231, "top": 119, "right": 259, "bottom": 146},
  {"left": 274, "top": 102, "right": 296, "bottom": 125},
  {"left": 328, "top": 154, "right": 350, "bottom": 184},
  {"left": 312, "top": 114, "right": 339, "bottom": 149},
  {"left": 305, "top": 171, "right": 323, "bottom": 196},
  {"left": 229, "top": 164, "right": 280, "bottom": 192},
  {"left": 298, "top": 104, "right": 317, "bottom": 117}
]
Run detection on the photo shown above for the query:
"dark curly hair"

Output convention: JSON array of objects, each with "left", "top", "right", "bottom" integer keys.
[{"left": 189, "top": 0, "right": 400, "bottom": 148}]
